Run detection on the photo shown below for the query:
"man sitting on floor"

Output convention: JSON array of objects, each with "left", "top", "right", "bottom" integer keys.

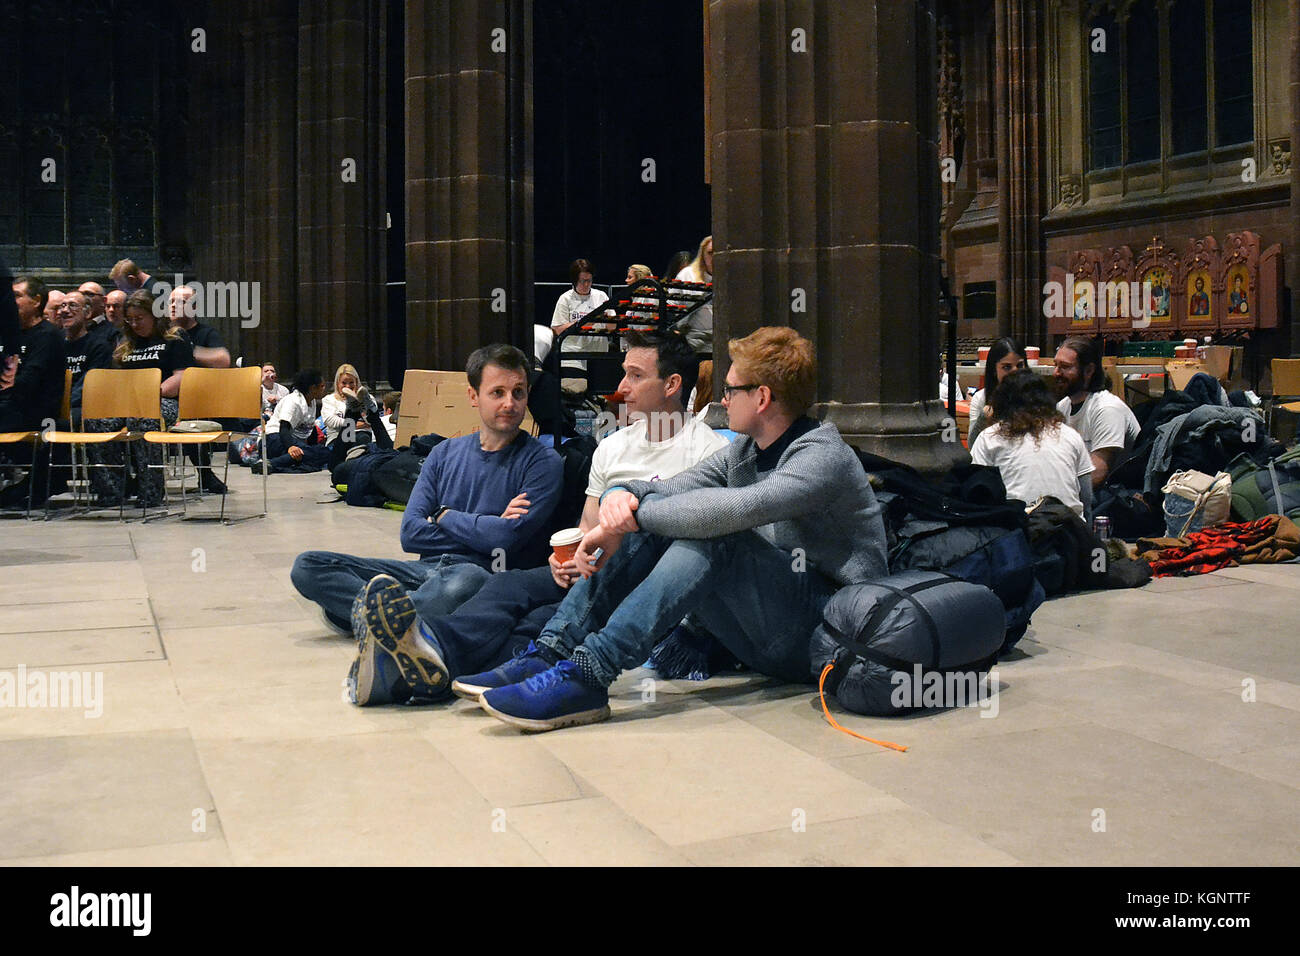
[
  {"left": 1054, "top": 335, "right": 1139, "bottom": 489},
  {"left": 354, "top": 326, "right": 889, "bottom": 730},
  {"left": 291, "top": 344, "right": 562, "bottom": 640},
  {"left": 346, "top": 331, "right": 729, "bottom": 705}
]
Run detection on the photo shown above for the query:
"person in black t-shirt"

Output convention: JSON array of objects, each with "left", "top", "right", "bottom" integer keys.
[
  {"left": 110, "top": 258, "right": 168, "bottom": 299},
  {"left": 0, "top": 275, "right": 66, "bottom": 507},
  {"left": 166, "top": 285, "right": 231, "bottom": 493},
  {"left": 61, "top": 291, "right": 114, "bottom": 415},
  {"left": 86, "top": 290, "right": 195, "bottom": 507},
  {"left": 168, "top": 285, "right": 232, "bottom": 368}
]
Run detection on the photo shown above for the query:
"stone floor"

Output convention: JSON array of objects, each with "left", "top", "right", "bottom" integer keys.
[{"left": 1, "top": 464, "right": 1298, "bottom": 867}]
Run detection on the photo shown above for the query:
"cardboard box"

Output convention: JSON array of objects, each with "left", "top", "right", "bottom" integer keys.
[
  {"left": 1203, "top": 345, "right": 1245, "bottom": 388},
  {"left": 394, "top": 369, "right": 535, "bottom": 447},
  {"left": 1166, "top": 360, "right": 1207, "bottom": 391}
]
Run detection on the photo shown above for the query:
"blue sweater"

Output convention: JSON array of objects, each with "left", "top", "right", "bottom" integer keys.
[{"left": 400, "top": 432, "right": 562, "bottom": 569}]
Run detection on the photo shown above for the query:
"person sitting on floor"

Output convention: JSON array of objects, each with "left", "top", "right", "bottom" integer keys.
[
  {"left": 320, "top": 363, "right": 394, "bottom": 471},
  {"left": 968, "top": 336, "right": 1027, "bottom": 445},
  {"left": 261, "top": 363, "right": 288, "bottom": 420},
  {"left": 970, "top": 369, "right": 1095, "bottom": 518},
  {"left": 380, "top": 391, "right": 400, "bottom": 441},
  {"left": 351, "top": 326, "right": 889, "bottom": 730},
  {"left": 344, "top": 330, "right": 730, "bottom": 706},
  {"left": 290, "top": 344, "right": 563, "bottom": 642},
  {"left": 1054, "top": 335, "right": 1139, "bottom": 489},
  {"left": 262, "top": 368, "right": 330, "bottom": 474}
]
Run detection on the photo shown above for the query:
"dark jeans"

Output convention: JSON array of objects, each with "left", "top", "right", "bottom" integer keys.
[
  {"left": 327, "top": 406, "right": 394, "bottom": 472},
  {"left": 421, "top": 565, "right": 565, "bottom": 678},
  {"left": 266, "top": 431, "right": 329, "bottom": 472},
  {"left": 291, "top": 550, "right": 492, "bottom": 632},
  {"left": 537, "top": 530, "right": 839, "bottom": 687}
]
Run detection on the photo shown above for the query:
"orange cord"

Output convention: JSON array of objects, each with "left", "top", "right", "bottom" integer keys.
[{"left": 818, "top": 662, "right": 909, "bottom": 752}]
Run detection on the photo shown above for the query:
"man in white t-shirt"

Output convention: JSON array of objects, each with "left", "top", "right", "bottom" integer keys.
[
  {"left": 1054, "top": 336, "right": 1139, "bottom": 488},
  {"left": 347, "top": 331, "right": 728, "bottom": 706},
  {"left": 260, "top": 363, "right": 289, "bottom": 418}
]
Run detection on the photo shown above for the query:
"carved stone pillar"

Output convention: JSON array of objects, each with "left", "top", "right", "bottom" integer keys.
[
  {"left": 994, "top": 0, "right": 1044, "bottom": 345},
  {"left": 710, "top": 0, "right": 963, "bottom": 471},
  {"left": 405, "top": 0, "right": 533, "bottom": 371},
  {"left": 296, "top": 0, "right": 388, "bottom": 379}
]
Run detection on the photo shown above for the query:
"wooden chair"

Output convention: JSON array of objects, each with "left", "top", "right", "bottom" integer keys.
[
  {"left": 43, "top": 368, "right": 162, "bottom": 521},
  {"left": 144, "top": 366, "right": 266, "bottom": 521},
  {"left": 1267, "top": 359, "right": 1300, "bottom": 440},
  {"left": 0, "top": 370, "right": 72, "bottom": 519}
]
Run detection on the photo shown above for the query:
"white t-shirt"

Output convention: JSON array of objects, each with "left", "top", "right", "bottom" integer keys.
[
  {"left": 552, "top": 288, "right": 611, "bottom": 356},
  {"left": 971, "top": 422, "right": 1094, "bottom": 516},
  {"left": 266, "top": 390, "right": 318, "bottom": 443},
  {"left": 586, "top": 415, "right": 730, "bottom": 499},
  {"left": 1057, "top": 389, "right": 1140, "bottom": 458},
  {"left": 261, "top": 382, "right": 288, "bottom": 417}
]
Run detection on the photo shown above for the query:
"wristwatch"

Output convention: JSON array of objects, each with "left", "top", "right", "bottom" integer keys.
[{"left": 431, "top": 505, "right": 451, "bottom": 524}]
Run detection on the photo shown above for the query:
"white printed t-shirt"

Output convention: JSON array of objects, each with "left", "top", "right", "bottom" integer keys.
[
  {"left": 266, "top": 390, "right": 318, "bottom": 443},
  {"left": 970, "top": 422, "right": 1094, "bottom": 516}
]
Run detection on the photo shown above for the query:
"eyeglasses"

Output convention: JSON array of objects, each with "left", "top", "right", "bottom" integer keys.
[{"left": 722, "top": 383, "right": 761, "bottom": 399}]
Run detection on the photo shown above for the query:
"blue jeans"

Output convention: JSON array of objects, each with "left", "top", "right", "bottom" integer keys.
[
  {"left": 537, "top": 530, "right": 838, "bottom": 687},
  {"left": 422, "top": 565, "right": 565, "bottom": 678},
  {"left": 291, "top": 550, "right": 492, "bottom": 632}
]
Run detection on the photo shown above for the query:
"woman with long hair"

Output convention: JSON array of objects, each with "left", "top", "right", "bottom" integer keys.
[
  {"left": 86, "top": 291, "right": 196, "bottom": 506},
  {"left": 967, "top": 337, "right": 1027, "bottom": 445},
  {"left": 674, "top": 235, "right": 713, "bottom": 356},
  {"left": 970, "top": 369, "right": 1095, "bottom": 517},
  {"left": 320, "top": 363, "right": 394, "bottom": 470}
]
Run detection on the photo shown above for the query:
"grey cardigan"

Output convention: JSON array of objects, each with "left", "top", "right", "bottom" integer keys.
[{"left": 618, "top": 422, "right": 889, "bottom": 587}]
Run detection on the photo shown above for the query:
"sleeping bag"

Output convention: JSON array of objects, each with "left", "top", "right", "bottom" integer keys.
[{"left": 809, "top": 571, "right": 1005, "bottom": 717}]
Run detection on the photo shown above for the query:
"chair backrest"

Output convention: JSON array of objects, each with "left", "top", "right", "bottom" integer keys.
[
  {"left": 176, "top": 365, "right": 263, "bottom": 421},
  {"left": 82, "top": 368, "right": 163, "bottom": 420},
  {"left": 1272, "top": 359, "right": 1300, "bottom": 397},
  {"left": 60, "top": 369, "right": 72, "bottom": 421}
]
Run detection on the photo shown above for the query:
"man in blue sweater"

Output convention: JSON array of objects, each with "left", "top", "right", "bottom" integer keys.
[
  {"left": 290, "top": 344, "right": 562, "bottom": 651},
  {"left": 472, "top": 326, "right": 890, "bottom": 731}
]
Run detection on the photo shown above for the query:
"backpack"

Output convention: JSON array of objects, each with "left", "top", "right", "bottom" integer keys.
[
  {"left": 371, "top": 450, "right": 426, "bottom": 505},
  {"left": 547, "top": 435, "right": 598, "bottom": 534},
  {"left": 810, "top": 571, "right": 1006, "bottom": 716},
  {"left": 1229, "top": 448, "right": 1300, "bottom": 522}
]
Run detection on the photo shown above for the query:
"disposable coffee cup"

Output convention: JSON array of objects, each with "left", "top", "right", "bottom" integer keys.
[
  {"left": 1024, "top": 346, "right": 1040, "bottom": 365},
  {"left": 550, "top": 528, "right": 583, "bottom": 563}
]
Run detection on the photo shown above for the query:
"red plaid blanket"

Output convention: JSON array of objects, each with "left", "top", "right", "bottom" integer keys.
[{"left": 1137, "top": 515, "right": 1300, "bottom": 577}]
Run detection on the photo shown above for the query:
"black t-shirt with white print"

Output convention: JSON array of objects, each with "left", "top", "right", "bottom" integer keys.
[
  {"left": 116, "top": 335, "right": 195, "bottom": 379},
  {"left": 66, "top": 331, "right": 114, "bottom": 408}
]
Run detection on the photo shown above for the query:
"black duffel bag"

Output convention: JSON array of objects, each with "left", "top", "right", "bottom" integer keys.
[{"left": 810, "top": 571, "right": 1005, "bottom": 717}]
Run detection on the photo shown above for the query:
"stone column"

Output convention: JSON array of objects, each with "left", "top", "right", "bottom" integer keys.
[
  {"left": 186, "top": 3, "right": 246, "bottom": 352},
  {"left": 1291, "top": 0, "right": 1300, "bottom": 357},
  {"left": 240, "top": 0, "right": 299, "bottom": 369},
  {"left": 994, "top": 0, "right": 1044, "bottom": 345},
  {"left": 296, "top": 0, "right": 388, "bottom": 379},
  {"left": 710, "top": 0, "right": 962, "bottom": 471},
  {"left": 405, "top": 0, "right": 533, "bottom": 371}
]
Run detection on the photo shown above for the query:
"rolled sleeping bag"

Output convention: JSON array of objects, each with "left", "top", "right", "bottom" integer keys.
[{"left": 810, "top": 570, "right": 1006, "bottom": 717}]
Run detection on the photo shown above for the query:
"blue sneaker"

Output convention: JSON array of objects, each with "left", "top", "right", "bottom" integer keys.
[
  {"left": 479, "top": 660, "right": 610, "bottom": 732},
  {"left": 347, "top": 631, "right": 413, "bottom": 706},
  {"left": 451, "top": 641, "right": 551, "bottom": 702},
  {"left": 356, "top": 574, "right": 451, "bottom": 700}
]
